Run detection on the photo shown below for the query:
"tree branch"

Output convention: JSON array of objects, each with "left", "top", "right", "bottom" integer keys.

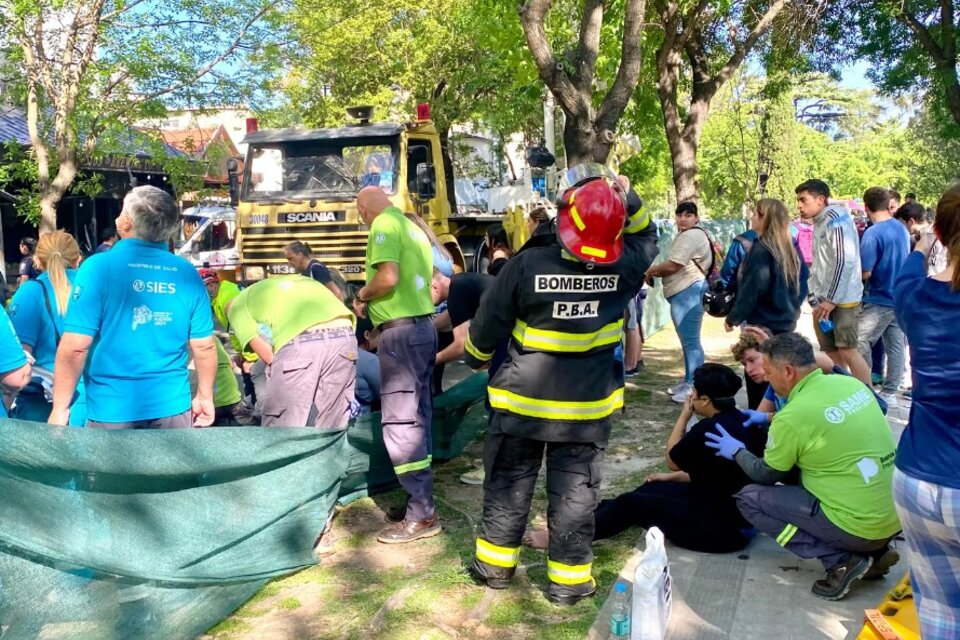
[
  {"left": 595, "top": 0, "right": 646, "bottom": 131},
  {"left": 518, "top": 0, "right": 582, "bottom": 116},
  {"left": 895, "top": 8, "right": 947, "bottom": 66},
  {"left": 709, "top": 0, "right": 791, "bottom": 96},
  {"left": 130, "top": 2, "right": 275, "bottom": 103},
  {"left": 575, "top": 0, "right": 604, "bottom": 93}
]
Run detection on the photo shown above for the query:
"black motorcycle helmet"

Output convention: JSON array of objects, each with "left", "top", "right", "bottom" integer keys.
[{"left": 702, "top": 280, "right": 735, "bottom": 318}]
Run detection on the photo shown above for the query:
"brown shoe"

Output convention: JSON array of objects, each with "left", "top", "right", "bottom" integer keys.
[{"left": 377, "top": 517, "right": 442, "bottom": 544}]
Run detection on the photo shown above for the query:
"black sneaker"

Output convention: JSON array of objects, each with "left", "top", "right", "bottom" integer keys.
[
  {"left": 470, "top": 559, "right": 513, "bottom": 589},
  {"left": 625, "top": 362, "right": 644, "bottom": 377},
  {"left": 864, "top": 547, "right": 900, "bottom": 581},
  {"left": 812, "top": 555, "right": 873, "bottom": 600},
  {"left": 547, "top": 578, "right": 597, "bottom": 606}
]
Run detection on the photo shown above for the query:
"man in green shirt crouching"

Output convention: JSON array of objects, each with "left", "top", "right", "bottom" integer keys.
[
  {"left": 705, "top": 332, "right": 900, "bottom": 601},
  {"left": 226, "top": 275, "right": 356, "bottom": 428}
]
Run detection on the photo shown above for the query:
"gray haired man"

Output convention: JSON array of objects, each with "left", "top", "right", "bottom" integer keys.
[
  {"left": 704, "top": 332, "right": 900, "bottom": 601},
  {"left": 51, "top": 185, "right": 218, "bottom": 428}
]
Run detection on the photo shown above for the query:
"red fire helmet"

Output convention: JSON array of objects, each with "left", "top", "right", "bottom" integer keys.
[{"left": 556, "top": 168, "right": 627, "bottom": 265}]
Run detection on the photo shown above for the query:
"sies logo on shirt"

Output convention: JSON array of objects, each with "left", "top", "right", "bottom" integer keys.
[
  {"left": 133, "top": 279, "right": 177, "bottom": 294},
  {"left": 7, "top": 304, "right": 16, "bottom": 317},
  {"left": 72, "top": 285, "right": 83, "bottom": 301}
]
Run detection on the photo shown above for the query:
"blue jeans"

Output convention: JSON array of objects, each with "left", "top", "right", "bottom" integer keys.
[{"left": 667, "top": 280, "right": 706, "bottom": 383}]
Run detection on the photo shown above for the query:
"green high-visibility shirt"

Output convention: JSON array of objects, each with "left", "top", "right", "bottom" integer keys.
[
  {"left": 764, "top": 369, "right": 900, "bottom": 540},
  {"left": 226, "top": 276, "right": 353, "bottom": 353},
  {"left": 213, "top": 339, "right": 242, "bottom": 409},
  {"left": 364, "top": 207, "right": 435, "bottom": 327}
]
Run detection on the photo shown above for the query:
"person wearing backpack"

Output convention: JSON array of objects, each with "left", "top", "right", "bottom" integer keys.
[
  {"left": 724, "top": 199, "right": 809, "bottom": 407},
  {"left": 8, "top": 231, "right": 87, "bottom": 425},
  {"left": 645, "top": 201, "right": 712, "bottom": 403},
  {"left": 793, "top": 218, "right": 814, "bottom": 269}
]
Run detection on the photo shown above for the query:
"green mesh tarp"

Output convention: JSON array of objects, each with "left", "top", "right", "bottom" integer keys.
[{"left": 0, "top": 373, "right": 488, "bottom": 640}]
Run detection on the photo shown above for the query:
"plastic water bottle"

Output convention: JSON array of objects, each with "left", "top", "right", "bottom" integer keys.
[
  {"left": 818, "top": 318, "right": 835, "bottom": 332},
  {"left": 610, "top": 582, "right": 631, "bottom": 639}
]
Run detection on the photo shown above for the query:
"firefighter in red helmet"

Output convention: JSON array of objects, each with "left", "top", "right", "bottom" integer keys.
[{"left": 465, "top": 164, "right": 659, "bottom": 604}]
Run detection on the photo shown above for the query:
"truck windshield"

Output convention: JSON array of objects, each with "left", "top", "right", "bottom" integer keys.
[{"left": 243, "top": 139, "right": 399, "bottom": 201}]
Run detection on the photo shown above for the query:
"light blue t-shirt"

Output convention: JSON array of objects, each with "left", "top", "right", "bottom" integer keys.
[
  {"left": 64, "top": 238, "right": 214, "bottom": 422},
  {"left": 860, "top": 218, "right": 911, "bottom": 307},
  {"left": 9, "top": 270, "right": 76, "bottom": 370},
  {"left": 0, "top": 307, "right": 27, "bottom": 418}
]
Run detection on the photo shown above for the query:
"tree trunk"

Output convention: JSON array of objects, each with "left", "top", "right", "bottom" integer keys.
[{"left": 562, "top": 114, "right": 615, "bottom": 166}]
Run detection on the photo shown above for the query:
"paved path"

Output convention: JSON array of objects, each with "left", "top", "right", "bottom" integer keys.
[{"left": 589, "top": 310, "right": 912, "bottom": 639}]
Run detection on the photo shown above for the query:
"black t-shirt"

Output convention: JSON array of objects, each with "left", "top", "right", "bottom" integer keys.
[
  {"left": 19, "top": 256, "right": 39, "bottom": 280},
  {"left": 669, "top": 409, "right": 768, "bottom": 519},
  {"left": 303, "top": 259, "right": 332, "bottom": 285},
  {"left": 447, "top": 272, "right": 494, "bottom": 328}
]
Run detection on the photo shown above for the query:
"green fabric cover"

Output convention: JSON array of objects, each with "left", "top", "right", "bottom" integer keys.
[{"left": 0, "top": 373, "right": 488, "bottom": 639}]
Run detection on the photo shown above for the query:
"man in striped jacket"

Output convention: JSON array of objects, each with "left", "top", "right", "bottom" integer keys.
[{"left": 795, "top": 179, "right": 871, "bottom": 385}]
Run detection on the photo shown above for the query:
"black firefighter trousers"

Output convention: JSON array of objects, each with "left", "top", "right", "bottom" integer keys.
[{"left": 475, "top": 412, "right": 605, "bottom": 591}]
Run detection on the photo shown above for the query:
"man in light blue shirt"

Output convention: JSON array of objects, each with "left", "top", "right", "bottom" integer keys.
[
  {"left": 0, "top": 306, "right": 32, "bottom": 417},
  {"left": 858, "top": 187, "right": 911, "bottom": 405},
  {"left": 50, "top": 186, "right": 218, "bottom": 428}
]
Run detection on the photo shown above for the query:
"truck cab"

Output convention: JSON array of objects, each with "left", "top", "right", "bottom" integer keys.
[
  {"left": 176, "top": 204, "right": 239, "bottom": 276},
  {"left": 236, "top": 112, "right": 465, "bottom": 284}
]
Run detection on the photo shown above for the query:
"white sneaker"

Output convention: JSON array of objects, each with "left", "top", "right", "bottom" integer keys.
[
  {"left": 670, "top": 383, "right": 693, "bottom": 403},
  {"left": 880, "top": 392, "right": 899, "bottom": 408},
  {"left": 666, "top": 381, "right": 687, "bottom": 394}
]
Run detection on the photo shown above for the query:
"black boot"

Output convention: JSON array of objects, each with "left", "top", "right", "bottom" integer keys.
[
  {"left": 470, "top": 559, "right": 514, "bottom": 589},
  {"left": 547, "top": 578, "right": 597, "bottom": 606}
]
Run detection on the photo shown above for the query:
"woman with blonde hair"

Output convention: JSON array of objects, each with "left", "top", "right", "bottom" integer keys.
[
  {"left": 9, "top": 230, "right": 86, "bottom": 424},
  {"left": 724, "top": 198, "right": 809, "bottom": 404}
]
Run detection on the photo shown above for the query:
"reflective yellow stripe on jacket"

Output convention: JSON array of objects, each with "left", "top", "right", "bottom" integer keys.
[
  {"left": 487, "top": 387, "right": 624, "bottom": 421},
  {"left": 465, "top": 334, "right": 494, "bottom": 361},
  {"left": 476, "top": 538, "right": 520, "bottom": 568},
  {"left": 625, "top": 208, "right": 651, "bottom": 234},
  {"left": 511, "top": 319, "right": 623, "bottom": 353},
  {"left": 547, "top": 558, "right": 593, "bottom": 585}
]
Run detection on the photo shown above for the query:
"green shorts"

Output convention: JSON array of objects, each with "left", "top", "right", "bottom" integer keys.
[{"left": 814, "top": 304, "right": 861, "bottom": 351}]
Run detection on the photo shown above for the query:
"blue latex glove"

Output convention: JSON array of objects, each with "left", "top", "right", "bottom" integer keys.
[
  {"left": 704, "top": 425, "right": 746, "bottom": 460},
  {"left": 740, "top": 409, "right": 771, "bottom": 427}
]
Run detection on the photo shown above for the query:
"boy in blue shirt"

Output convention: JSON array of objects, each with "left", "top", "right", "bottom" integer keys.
[
  {"left": 857, "top": 188, "right": 911, "bottom": 406},
  {"left": 49, "top": 186, "right": 218, "bottom": 428}
]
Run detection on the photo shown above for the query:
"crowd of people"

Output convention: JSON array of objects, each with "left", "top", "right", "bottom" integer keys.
[{"left": 0, "top": 170, "right": 957, "bottom": 635}]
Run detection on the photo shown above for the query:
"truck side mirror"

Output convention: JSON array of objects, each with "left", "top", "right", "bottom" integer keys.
[
  {"left": 190, "top": 241, "right": 200, "bottom": 260},
  {"left": 227, "top": 158, "right": 240, "bottom": 207},
  {"left": 415, "top": 162, "right": 436, "bottom": 200}
]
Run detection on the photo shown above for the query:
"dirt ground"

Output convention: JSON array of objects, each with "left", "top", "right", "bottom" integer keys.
[{"left": 203, "top": 316, "right": 741, "bottom": 640}]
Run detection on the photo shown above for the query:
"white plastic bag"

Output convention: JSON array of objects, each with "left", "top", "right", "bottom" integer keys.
[{"left": 631, "top": 527, "right": 672, "bottom": 640}]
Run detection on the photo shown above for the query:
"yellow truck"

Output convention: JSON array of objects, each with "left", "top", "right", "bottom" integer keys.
[{"left": 229, "top": 107, "right": 531, "bottom": 284}]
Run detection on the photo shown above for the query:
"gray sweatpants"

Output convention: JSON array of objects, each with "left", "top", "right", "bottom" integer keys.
[
  {"left": 736, "top": 484, "right": 893, "bottom": 569},
  {"left": 261, "top": 326, "right": 356, "bottom": 429},
  {"left": 378, "top": 319, "right": 438, "bottom": 522},
  {"left": 87, "top": 409, "right": 193, "bottom": 429}
]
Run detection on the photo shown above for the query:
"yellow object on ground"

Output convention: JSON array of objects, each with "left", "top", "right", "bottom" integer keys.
[{"left": 857, "top": 573, "right": 920, "bottom": 640}]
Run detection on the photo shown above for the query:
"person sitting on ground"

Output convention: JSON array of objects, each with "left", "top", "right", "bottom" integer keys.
[
  {"left": 284, "top": 240, "right": 344, "bottom": 301},
  {"left": 707, "top": 332, "right": 901, "bottom": 601},
  {"left": 9, "top": 231, "right": 87, "bottom": 425},
  {"left": 225, "top": 275, "right": 356, "bottom": 429},
  {"left": 211, "top": 338, "right": 245, "bottom": 425},
  {"left": 485, "top": 223, "right": 513, "bottom": 276},
  {"left": 525, "top": 363, "right": 766, "bottom": 554},
  {"left": 731, "top": 326, "right": 887, "bottom": 418},
  {"left": 95, "top": 228, "right": 118, "bottom": 254}
]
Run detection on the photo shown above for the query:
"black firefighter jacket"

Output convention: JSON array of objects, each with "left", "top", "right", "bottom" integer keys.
[{"left": 464, "top": 209, "right": 660, "bottom": 443}]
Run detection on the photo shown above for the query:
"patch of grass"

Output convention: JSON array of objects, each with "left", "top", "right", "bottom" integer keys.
[
  {"left": 278, "top": 597, "right": 301, "bottom": 610},
  {"left": 206, "top": 616, "right": 253, "bottom": 636}
]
